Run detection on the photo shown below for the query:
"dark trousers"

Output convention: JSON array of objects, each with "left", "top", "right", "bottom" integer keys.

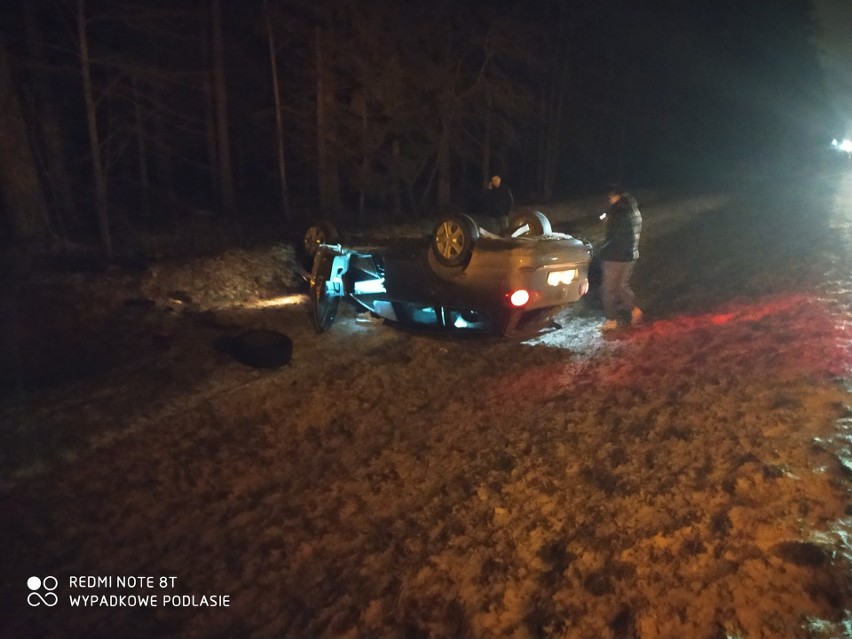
[
  {"left": 485, "top": 215, "right": 508, "bottom": 234},
  {"left": 601, "top": 260, "right": 636, "bottom": 320}
]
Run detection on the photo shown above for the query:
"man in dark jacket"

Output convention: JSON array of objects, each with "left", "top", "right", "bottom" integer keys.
[
  {"left": 482, "top": 175, "right": 513, "bottom": 233},
  {"left": 598, "top": 189, "right": 642, "bottom": 332}
]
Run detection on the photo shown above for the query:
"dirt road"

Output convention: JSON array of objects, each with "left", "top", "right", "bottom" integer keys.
[{"left": 3, "top": 176, "right": 852, "bottom": 638}]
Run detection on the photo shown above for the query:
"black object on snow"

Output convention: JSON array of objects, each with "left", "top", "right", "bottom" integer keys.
[{"left": 219, "top": 329, "right": 293, "bottom": 368}]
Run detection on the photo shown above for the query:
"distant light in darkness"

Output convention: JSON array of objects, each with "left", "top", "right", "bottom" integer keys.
[{"left": 831, "top": 138, "right": 852, "bottom": 153}]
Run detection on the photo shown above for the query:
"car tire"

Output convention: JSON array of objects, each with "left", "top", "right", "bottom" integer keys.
[
  {"left": 312, "top": 277, "right": 340, "bottom": 333},
  {"left": 431, "top": 214, "right": 479, "bottom": 268},
  {"left": 303, "top": 221, "right": 339, "bottom": 260},
  {"left": 506, "top": 210, "right": 552, "bottom": 237},
  {"left": 226, "top": 329, "right": 293, "bottom": 368}
]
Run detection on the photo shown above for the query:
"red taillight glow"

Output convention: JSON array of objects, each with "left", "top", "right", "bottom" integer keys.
[{"left": 509, "top": 289, "right": 530, "bottom": 307}]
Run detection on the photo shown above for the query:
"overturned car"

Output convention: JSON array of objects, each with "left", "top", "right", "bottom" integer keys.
[{"left": 303, "top": 211, "right": 592, "bottom": 339}]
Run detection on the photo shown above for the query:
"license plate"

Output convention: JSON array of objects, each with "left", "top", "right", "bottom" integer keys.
[{"left": 546, "top": 269, "right": 577, "bottom": 286}]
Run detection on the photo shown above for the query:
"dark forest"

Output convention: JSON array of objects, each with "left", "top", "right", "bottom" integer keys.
[{"left": 0, "top": 0, "right": 834, "bottom": 259}]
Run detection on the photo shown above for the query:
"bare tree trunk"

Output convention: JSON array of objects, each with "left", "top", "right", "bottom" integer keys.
[
  {"left": 417, "top": 161, "right": 439, "bottom": 215},
  {"left": 77, "top": 0, "right": 112, "bottom": 260},
  {"left": 132, "top": 74, "right": 151, "bottom": 219},
  {"left": 0, "top": 40, "right": 50, "bottom": 242},
  {"left": 152, "top": 86, "right": 175, "bottom": 210},
  {"left": 314, "top": 26, "right": 340, "bottom": 216},
  {"left": 594, "top": 55, "right": 618, "bottom": 179},
  {"left": 204, "top": 73, "right": 218, "bottom": 205},
  {"left": 22, "top": 2, "right": 78, "bottom": 231},
  {"left": 536, "top": 89, "right": 549, "bottom": 194},
  {"left": 391, "top": 138, "right": 401, "bottom": 220},
  {"left": 541, "top": 96, "right": 558, "bottom": 198},
  {"left": 357, "top": 90, "right": 367, "bottom": 222},
  {"left": 482, "top": 88, "right": 492, "bottom": 185},
  {"left": 264, "top": 0, "right": 291, "bottom": 221},
  {"left": 539, "top": 5, "right": 576, "bottom": 198},
  {"left": 544, "top": 52, "right": 572, "bottom": 196},
  {"left": 211, "top": 0, "right": 234, "bottom": 215},
  {"left": 437, "top": 117, "right": 451, "bottom": 210},
  {"left": 198, "top": 3, "right": 218, "bottom": 208},
  {"left": 536, "top": 3, "right": 579, "bottom": 199}
]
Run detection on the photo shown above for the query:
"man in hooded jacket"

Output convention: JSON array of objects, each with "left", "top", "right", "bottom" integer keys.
[{"left": 598, "top": 190, "right": 642, "bottom": 332}]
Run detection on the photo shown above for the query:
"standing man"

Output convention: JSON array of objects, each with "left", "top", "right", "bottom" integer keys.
[
  {"left": 483, "top": 174, "right": 513, "bottom": 234},
  {"left": 598, "top": 188, "right": 642, "bottom": 332}
]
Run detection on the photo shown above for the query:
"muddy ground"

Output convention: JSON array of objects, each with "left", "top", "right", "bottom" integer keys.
[{"left": 2, "top": 174, "right": 852, "bottom": 638}]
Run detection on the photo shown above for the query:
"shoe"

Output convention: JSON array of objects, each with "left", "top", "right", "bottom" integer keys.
[
  {"left": 631, "top": 307, "right": 643, "bottom": 325},
  {"left": 600, "top": 319, "right": 619, "bottom": 333}
]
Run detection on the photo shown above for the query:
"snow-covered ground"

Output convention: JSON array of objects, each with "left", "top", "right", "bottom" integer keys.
[{"left": 3, "top": 175, "right": 852, "bottom": 638}]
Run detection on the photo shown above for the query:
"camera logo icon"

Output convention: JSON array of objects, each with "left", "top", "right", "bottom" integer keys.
[{"left": 27, "top": 576, "right": 58, "bottom": 607}]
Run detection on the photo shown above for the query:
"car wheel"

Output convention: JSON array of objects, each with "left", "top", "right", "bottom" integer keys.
[
  {"left": 431, "top": 214, "right": 479, "bottom": 267},
  {"left": 506, "top": 210, "right": 552, "bottom": 237},
  {"left": 303, "top": 221, "right": 339, "bottom": 260},
  {"left": 312, "top": 277, "right": 340, "bottom": 332}
]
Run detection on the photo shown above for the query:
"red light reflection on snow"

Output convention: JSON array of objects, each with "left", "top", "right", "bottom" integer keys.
[
  {"left": 645, "top": 293, "right": 826, "bottom": 337},
  {"left": 709, "top": 312, "right": 737, "bottom": 325},
  {"left": 492, "top": 293, "right": 852, "bottom": 399}
]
